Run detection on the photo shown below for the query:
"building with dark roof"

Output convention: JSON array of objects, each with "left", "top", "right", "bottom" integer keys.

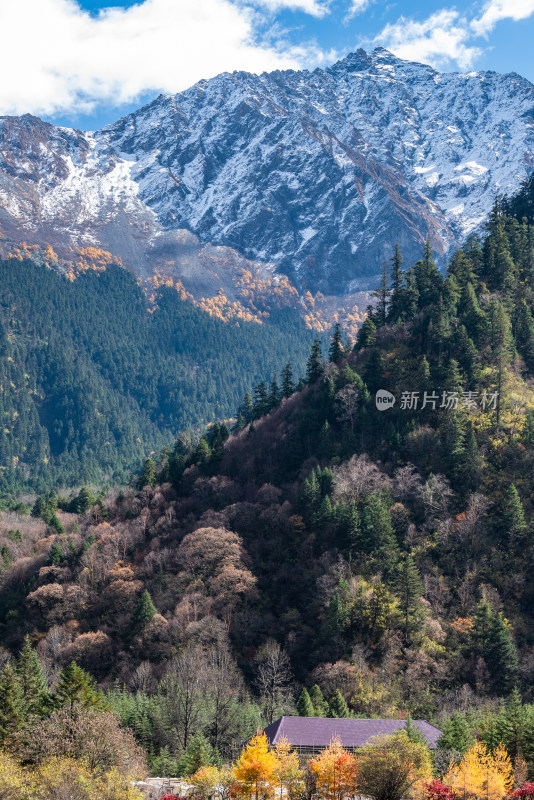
[{"left": 263, "top": 716, "right": 442, "bottom": 755}]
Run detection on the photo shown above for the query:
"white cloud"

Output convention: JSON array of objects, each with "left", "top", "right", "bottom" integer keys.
[
  {"left": 375, "top": 9, "right": 482, "bottom": 70},
  {"left": 345, "top": 0, "right": 371, "bottom": 19},
  {"left": 0, "top": 0, "right": 329, "bottom": 117},
  {"left": 253, "top": 0, "right": 330, "bottom": 16},
  {"left": 472, "top": 0, "right": 534, "bottom": 36}
]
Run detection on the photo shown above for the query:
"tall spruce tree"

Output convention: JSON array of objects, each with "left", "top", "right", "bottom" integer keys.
[
  {"left": 0, "top": 663, "right": 25, "bottom": 742},
  {"left": 373, "top": 262, "right": 389, "bottom": 328},
  {"left": 387, "top": 243, "right": 404, "bottom": 324},
  {"left": 54, "top": 662, "right": 105, "bottom": 713},
  {"left": 501, "top": 484, "right": 527, "bottom": 542},
  {"left": 181, "top": 732, "right": 217, "bottom": 775},
  {"left": 328, "top": 689, "right": 350, "bottom": 718},
  {"left": 309, "top": 684, "right": 329, "bottom": 717},
  {"left": 131, "top": 590, "right": 157, "bottom": 633},
  {"left": 486, "top": 612, "right": 519, "bottom": 695},
  {"left": 329, "top": 324, "right": 344, "bottom": 363},
  {"left": 16, "top": 635, "right": 50, "bottom": 719},
  {"left": 281, "top": 363, "right": 294, "bottom": 398},
  {"left": 139, "top": 457, "right": 156, "bottom": 489},
  {"left": 437, "top": 713, "right": 474, "bottom": 753},
  {"left": 296, "top": 688, "right": 315, "bottom": 717},
  {"left": 356, "top": 316, "right": 376, "bottom": 349},
  {"left": 306, "top": 338, "right": 323, "bottom": 384},
  {"left": 395, "top": 555, "right": 424, "bottom": 644},
  {"left": 415, "top": 241, "right": 442, "bottom": 308}
]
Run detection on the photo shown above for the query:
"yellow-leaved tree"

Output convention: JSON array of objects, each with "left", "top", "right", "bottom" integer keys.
[
  {"left": 309, "top": 737, "right": 358, "bottom": 800},
  {"left": 273, "top": 736, "right": 302, "bottom": 800},
  {"left": 191, "top": 765, "right": 234, "bottom": 800},
  {"left": 233, "top": 731, "right": 278, "bottom": 800},
  {"left": 443, "top": 741, "right": 513, "bottom": 800},
  {"left": 0, "top": 750, "right": 26, "bottom": 800}
]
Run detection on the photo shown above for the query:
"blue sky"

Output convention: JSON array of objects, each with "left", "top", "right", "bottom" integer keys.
[{"left": 1, "top": 0, "right": 533, "bottom": 130}]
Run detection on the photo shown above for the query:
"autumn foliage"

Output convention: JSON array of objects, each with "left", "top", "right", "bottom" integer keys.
[
  {"left": 510, "top": 786, "right": 534, "bottom": 800},
  {"left": 424, "top": 779, "right": 457, "bottom": 800},
  {"left": 233, "top": 732, "right": 278, "bottom": 800},
  {"left": 443, "top": 741, "right": 513, "bottom": 800},
  {"left": 309, "top": 738, "right": 358, "bottom": 800}
]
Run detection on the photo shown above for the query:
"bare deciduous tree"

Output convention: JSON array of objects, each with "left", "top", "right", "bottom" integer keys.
[
  {"left": 255, "top": 640, "right": 294, "bottom": 724},
  {"left": 333, "top": 455, "right": 391, "bottom": 504},
  {"left": 159, "top": 645, "right": 210, "bottom": 749}
]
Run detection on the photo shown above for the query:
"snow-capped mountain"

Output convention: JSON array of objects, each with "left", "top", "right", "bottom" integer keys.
[{"left": 1, "top": 47, "right": 534, "bottom": 294}]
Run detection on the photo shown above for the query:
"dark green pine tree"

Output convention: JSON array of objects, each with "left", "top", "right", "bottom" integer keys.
[
  {"left": 485, "top": 612, "right": 519, "bottom": 695},
  {"left": 329, "top": 323, "right": 344, "bottom": 363},
  {"left": 451, "top": 327, "right": 479, "bottom": 386},
  {"left": 16, "top": 635, "right": 50, "bottom": 719},
  {"left": 474, "top": 597, "right": 494, "bottom": 656},
  {"left": 306, "top": 338, "right": 323, "bottom": 384},
  {"left": 501, "top": 484, "right": 527, "bottom": 542},
  {"left": 181, "top": 732, "right": 217, "bottom": 775},
  {"left": 458, "top": 283, "right": 488, "bottom": 345},
  {"left": 497, "top": 688, "right": 527, "bottom": 762},
  {"left": 515, "top": 298, "right": 534, "bottom": 373},
  {"left": 362, "top": 348, "right": 384, "bottom": 395},
  {"left": 373, "top": 262, "right": 389, "bottom": 328},
  {"left": 335, "top": 500, "right": 360, "bottom": 556},
  {"left": 492, "top": 221, "right": 516, "bottom": 293},
  {"left": 461, "top": 420, "right": 481, "bottom": 493},
  {"left": 355, "top": 316, "right": 376, "bottom": 349},
  {"left": 489, "top": 299, "right": 515, "bottom": 423},
  {"left": 131, "top": 590, "right": 157, "bottom": 633},
  {"left": 300, "top": 470, "right": 321, "bottom": 516},
  {"left": 239, "top": 392, "right": 254, "bottom": 424},
  {"left": 322, "top": 592, "right": 348, "bottom": 644},
  {"left": 48, "top": 542, "right": 63, "bottom": 566},
  {"left": 75, "top": 487, "right": 96, "bottom": 514},
  {"left": 360, "top": 493, "right": 398, "bottom": 572},
  {"left": 0, "top": 663, "right": 25, "bottom": 742},
  {"left": 253, "top": 382, "right": 269, "bottom": 418},
  {"left": 437, "top": 713, "right": 474, "bottom": 754},
  {"left": 281, "top": 362, "right": 294, "bottom": 398},
  {"left": 521, "top": 408, "right": 534, "bottom": 447},
  {"left": 387, "top": 243, "right": 404, "bottom": 324},
  {"left": 54, "top": 662, "right": 105, "bottom": 713},
  {"left": 309, "top": 684, "right": 329, "bottom": 717},
  {"left": 328, "top": 689, "right": 350, "bottom": 718},
  {"left": 404, "top": 716, "right": 426, "bottom": 745},
  {"left": 193, "top": 435, "right": 211, "bottom": 468},
  {"left": 267, "top": 378, "right": 280, "bottom": 412},
  {"left": 296, "top": 688, "right": 315, "bottom": 717},
  {"left": 403, "top": 266, "right": 420, "bottom": 320},
  {"left": 395, "top": 555, "right": 424, "bottom": 644},
  {"left": 414, "top": 240, "right": 442, "bottom": 308},
  {"left": 139, "top": 457, "right": 156, "bottom": 489}
]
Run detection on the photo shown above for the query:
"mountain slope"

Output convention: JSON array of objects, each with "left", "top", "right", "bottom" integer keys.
[
  {"left": 0, "top": 257, "right": 317, "bottom": 492},
  {"left": 3, "top": 202, "right": 534, "bottom": 737},
  {"left": 1, "top": 49, "right": 534, "bottom": 294}
]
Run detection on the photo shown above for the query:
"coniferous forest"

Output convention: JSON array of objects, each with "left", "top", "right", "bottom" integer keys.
[
  {"left": 6, "top": 181, "right": 534, "bottom": 795},
  {"left": 0, "top": 257, "right": 318, "bottom": 493}
]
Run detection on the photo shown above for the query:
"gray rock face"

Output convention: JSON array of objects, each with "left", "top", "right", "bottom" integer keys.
[{"left": 1, "top": 48, "right": 534, "bottom": 293}]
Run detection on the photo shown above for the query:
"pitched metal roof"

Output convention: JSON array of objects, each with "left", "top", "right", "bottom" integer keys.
[{"left": 264, "top": 716, "right": 442, "bottom": 749}]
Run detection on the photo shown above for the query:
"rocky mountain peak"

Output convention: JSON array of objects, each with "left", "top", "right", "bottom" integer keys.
[{"left": 0, "top": 52, "right": 533, "bottom": 295}]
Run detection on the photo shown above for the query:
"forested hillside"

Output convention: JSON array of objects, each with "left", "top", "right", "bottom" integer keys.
[
  {"left": 4, "top": 188, "right": 534, "bottom": 779},
  {"left": 0, "top": 257, "right": 317, "bottom": 492}
]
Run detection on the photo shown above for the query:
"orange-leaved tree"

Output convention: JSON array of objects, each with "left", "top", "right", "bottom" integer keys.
[
  {"left": 233, "top": 731, "right": 278, "bottom": 800},
  {"left": 443, "top": 741, "right": 512, "bottom": 800},
  {"left": 309, "top": 737, "right": 358, "bottom": 800}
]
